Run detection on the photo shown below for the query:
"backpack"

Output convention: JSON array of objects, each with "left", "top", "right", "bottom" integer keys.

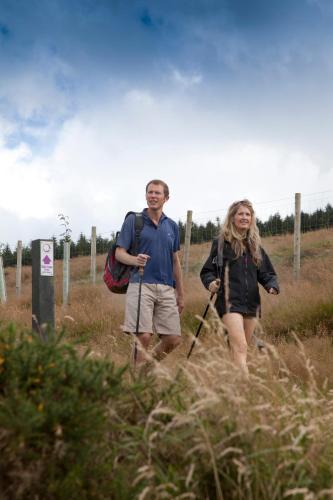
[{"left": 103, "top": 212, "right": 144, "bottom": 294}]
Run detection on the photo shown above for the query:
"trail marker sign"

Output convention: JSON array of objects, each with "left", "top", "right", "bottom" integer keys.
[{"left": 41, "top": 241, "right": 54, "bottom": 276}]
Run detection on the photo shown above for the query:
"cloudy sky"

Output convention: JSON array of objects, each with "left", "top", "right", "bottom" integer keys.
[{"left": 1, "top": 0, "right": 333, "bottom": 247}]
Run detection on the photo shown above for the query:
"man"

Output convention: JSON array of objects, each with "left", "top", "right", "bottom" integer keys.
[{"left": 115, "top": 179, "right": 184, "bottom": 366}]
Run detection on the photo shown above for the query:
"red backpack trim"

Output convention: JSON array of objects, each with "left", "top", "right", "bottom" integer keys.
[{"left": 103, "top": 212, "right": 144, "bottom": 294}]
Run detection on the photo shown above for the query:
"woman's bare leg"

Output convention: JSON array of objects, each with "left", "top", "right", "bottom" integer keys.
[
  {"left": 244, "top": 317, "right": 257, "bottom": 346},
  {"left": 222, "top": 313, "right": 249, "bottom": 374}
]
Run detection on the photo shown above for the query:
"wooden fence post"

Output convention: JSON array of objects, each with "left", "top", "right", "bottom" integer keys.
[
  {"left": 293, "top": 193, "right": 301, "bottom": 280},
  {"left": 63, "top": 241, "right": 70, "bottom": 305},
  {"left": 183, "top": 210, "right": 193, "bottom": 274},
  {"left": 16, "top": 240, "right": 22, "bottom": 296},
  {"left": 0, "top": 255, "right": 7, "bottom": 304},
  {"left": 90, "top": 226, "right": 97, "bottom": 284}
]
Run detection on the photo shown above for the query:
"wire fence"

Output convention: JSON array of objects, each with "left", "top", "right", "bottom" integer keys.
[
  {"left": 186, "top": 191, "right": 333, "bottom": 244},
  {"left": 1, "top": 191, "right": 333, "bottom": 269}
]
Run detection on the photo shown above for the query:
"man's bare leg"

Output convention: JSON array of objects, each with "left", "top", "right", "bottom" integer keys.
[
  {"left": 132, "top": 332, "right": 152, "bottom": 367},
  {"left": 152, "top": 334, "right": 182, "bottom": 362}
]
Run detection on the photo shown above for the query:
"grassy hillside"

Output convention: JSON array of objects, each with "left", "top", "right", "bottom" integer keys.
[
  {"left": 1, "top": 229, "right": 333, "bottom": 498},
  {"left": 1, "top": 228, "right": 333, "bottom": 381}
]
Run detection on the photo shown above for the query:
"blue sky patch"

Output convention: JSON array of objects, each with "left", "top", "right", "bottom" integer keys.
[{"left": 0, "top": 23, "right": 10, "bottom": 36}]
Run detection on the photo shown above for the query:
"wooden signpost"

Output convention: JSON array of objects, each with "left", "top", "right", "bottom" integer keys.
[{"left": 32, "top": 239, "right": 55, "bottom": 339}]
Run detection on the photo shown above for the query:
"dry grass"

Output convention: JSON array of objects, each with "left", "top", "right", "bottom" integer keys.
[
  {"left": 1, "top": 228, "right": 333, "bottom": 385},
  {"left": 1, "top": 231, "right": 333, "bottom": 497},
  {"left": 2, "top": 319, "right": 333, "bottom": 498},
  {"left": 124, "top": 326, "right": 333, "bottom": 498}
]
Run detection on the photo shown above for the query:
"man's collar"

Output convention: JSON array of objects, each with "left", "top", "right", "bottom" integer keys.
[{"left": 142, "top": 208, "right": 167, "bottom": 223}]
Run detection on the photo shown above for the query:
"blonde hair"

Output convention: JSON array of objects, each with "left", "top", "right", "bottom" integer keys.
[{"left": 219, "top": 199, "right": 262, "bottom": 266}]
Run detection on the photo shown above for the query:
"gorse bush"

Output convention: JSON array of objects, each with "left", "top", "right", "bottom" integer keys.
[
  {"left": 0, "top": 325, "right": 128, "bottom": 498},
  {"left": 1, "top": 324, "right": 333, "bottom": 499}
]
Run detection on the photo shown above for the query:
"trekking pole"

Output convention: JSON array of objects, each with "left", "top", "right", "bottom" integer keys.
[
  {"left": 133, "top": 266, "right": 144, "bottom": 367},
  {"left": 186, "top": 291, "right": 215, "bottom": 359}
]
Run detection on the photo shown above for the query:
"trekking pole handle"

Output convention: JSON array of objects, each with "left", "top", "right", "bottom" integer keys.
[{"left": 208, "top": 278, "right": 221, "bottom": 294}]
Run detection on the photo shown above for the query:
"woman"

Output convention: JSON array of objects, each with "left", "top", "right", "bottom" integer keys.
[{"left": 200, "top": 200, "right": 279, "bottom": 374}]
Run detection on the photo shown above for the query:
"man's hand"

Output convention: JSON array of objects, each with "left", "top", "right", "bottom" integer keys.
[
  {"left": 177, "top": 295, "right": 184, "bottom": 314},
  {"left": 208, "top": 279, "right": 221, "bottom": 294},
  {"left": 136, "top": 253, "right": 150, "bottom": 267},
  {"left": 115, "top": 247, "right": 150, "bottom": 268},
  {"left": 268, "top": 287, "right": 278, "bottom": 295}
]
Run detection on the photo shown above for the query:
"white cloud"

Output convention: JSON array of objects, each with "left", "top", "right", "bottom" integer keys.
[
  {"left": 0, "top": 144, "right": 57, "bottom": 220},
  {"left": 0, "top": 117, "right": 16, "bottom": 138},
  {"left": 124, "top": 89, "right": 156, "bottom": 107},
  {"left": 0, "top": 88, "right": 332, "bottom": 247},
  {"left": 171, "top": 68, "right": 203, "bottom": 88},
  {"left": 0, "top": 50, "right": 74, "bottom": 121}
]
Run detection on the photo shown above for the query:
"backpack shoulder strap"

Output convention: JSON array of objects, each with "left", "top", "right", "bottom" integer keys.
[
  {"left": 217, "top": 237, "right": 224, "bottom": 279},
  {"left": 133, "top": 212, "right": 144, "bottom": 256},
  {"left": 217, "top": 237, "right": 224, "bottom": 267},
  {"left": 124, "top": 211, "right": 144, "bottom": 256}
]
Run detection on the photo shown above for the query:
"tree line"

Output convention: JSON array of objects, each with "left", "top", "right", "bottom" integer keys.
[
  {"left": 1, "top": 204, "right": 333, "bottom": 267},
  {"left": 0, "top": 233, "right": 114, "bottom": 268},
  {"left": 181, "top": 204, "right": 333, "bottom": 244}
]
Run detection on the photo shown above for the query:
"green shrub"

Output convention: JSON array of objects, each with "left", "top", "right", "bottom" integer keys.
[
  {"left": 0, "top": 325, "right": 129, "bottom": 498},
  {"left": 1, "top": 324, "right": 333, "bottom": 499}
]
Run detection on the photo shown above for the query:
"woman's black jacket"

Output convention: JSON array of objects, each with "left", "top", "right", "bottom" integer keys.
[{"left": 200, "top": 239, "right": 279, "bottom": 317}]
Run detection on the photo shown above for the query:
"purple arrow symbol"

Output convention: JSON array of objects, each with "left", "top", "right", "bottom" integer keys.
[{"left": 43, "top": 255, "right": 51, "bottom": 265}]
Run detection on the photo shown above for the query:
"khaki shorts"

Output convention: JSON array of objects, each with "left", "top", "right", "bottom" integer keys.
[{"left": 122, "top": 283, "right": 181, "bottom": 336}]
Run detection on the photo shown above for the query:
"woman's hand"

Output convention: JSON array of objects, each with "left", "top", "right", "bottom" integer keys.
[
  {"left": 268, "top": 287, "right": 278, "bottom": 295},
  {"left": 208, "top": 279, "right": 221, "bottom": 294}
]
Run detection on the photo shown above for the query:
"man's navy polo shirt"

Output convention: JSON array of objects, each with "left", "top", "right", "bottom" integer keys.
[{"left": 116, "top": 209, "right": 180, "bottom": 286}]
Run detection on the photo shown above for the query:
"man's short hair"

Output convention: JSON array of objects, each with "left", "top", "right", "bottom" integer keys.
[{"left": 145, "top": 179, "right": 169, "bottom": 198}]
